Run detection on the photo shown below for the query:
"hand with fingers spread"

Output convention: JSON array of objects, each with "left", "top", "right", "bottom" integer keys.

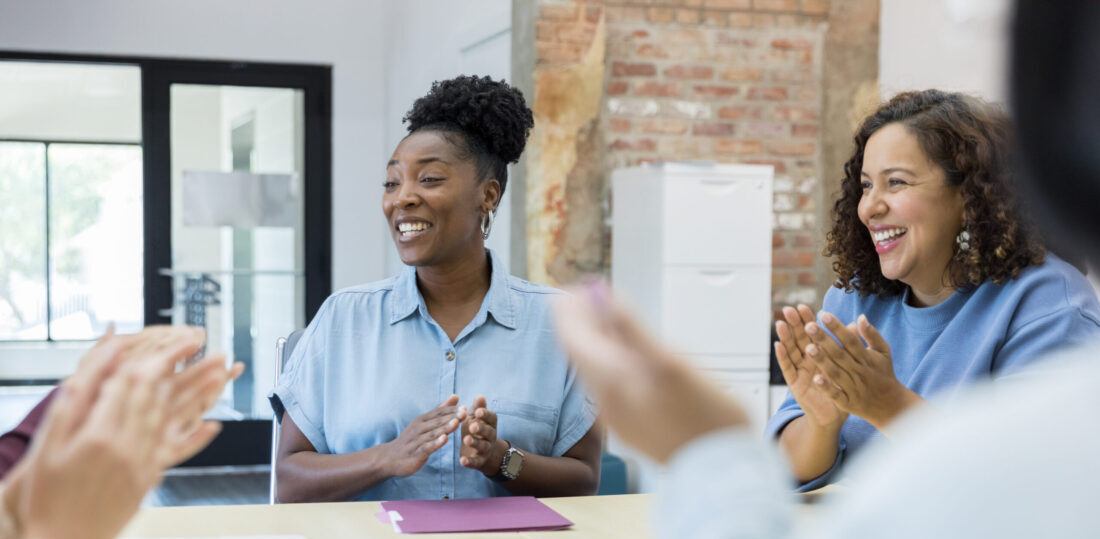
[
  {"left": 384, "top": 395, "right": 467, "bottom": 478},
  {"left": 774, "top": 305, "right": 849, "bottom": 430},
  {"left": 2, "top": 325, "right": 244, "bottom": 539},
  {"left": 110, "top": 326, "right": 245, "bottom": 468},
  {"left": 14, "top": 361, "right": 174, "bottom": 539},
  {"left": 59, "top": 325, "right": 244, "bottom": 469},
  {"left": 158, "top": 353, "right": 245, "bottom": 468},
  {"left": 803, "top": 312, "right": 924, "bottom": 431}
]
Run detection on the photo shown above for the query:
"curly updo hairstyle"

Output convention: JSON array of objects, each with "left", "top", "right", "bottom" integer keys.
[
  {"left": 825, "top": 89, "right": 1045, "bottom": 297},
  {"left": 402, "top": 75, "right": 534, "bottom": 205}
]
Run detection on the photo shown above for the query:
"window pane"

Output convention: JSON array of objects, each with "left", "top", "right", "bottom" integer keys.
[
  {"left": 0, "top": 61, "right": 141, "bottom": 143},
  {"left": 0, "top": 142, "right": 47, "bottom": 340},
  {"left": 48, "top": 144, "right": 143, "bottom": 340}
]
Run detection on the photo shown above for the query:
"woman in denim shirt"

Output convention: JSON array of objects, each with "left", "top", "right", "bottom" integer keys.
[{"left": 270, "top": 76, "right": 600, "bottom": 502}]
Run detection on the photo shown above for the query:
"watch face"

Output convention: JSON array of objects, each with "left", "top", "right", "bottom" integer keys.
[{"left": 504, "top": 449, "right": 524, "bottom": 477}]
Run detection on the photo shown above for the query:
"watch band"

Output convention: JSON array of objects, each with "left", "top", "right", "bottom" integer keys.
[{"left": 490, "top": 441, "right": 524, "bottom": 483}]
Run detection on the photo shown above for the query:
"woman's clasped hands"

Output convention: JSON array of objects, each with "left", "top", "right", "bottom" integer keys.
[
  {"left": 384, "top": 394, "right": 507, "bottom": 479},
  {"left": 776, "top": 304, "right": 923, "bottom": 431},
  {"left": 459, "top": 395, "right": 504, "bottom": 477}
]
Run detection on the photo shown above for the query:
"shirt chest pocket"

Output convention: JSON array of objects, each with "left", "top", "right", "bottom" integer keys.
[{"left": 491, "top": 399, "right": 558, "bottom": 457}]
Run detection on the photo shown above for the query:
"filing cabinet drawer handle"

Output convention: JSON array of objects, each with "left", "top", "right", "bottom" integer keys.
[
  {"left": 697, "top": 178, "right": 738, "bottom": 196},
  {"left": 697, "top": 269, "right": 737, "bottom": 286}
]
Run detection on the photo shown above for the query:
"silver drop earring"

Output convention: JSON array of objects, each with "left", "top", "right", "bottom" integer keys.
[
  {"left": 956, "top": 229, "right": 971, "bottom": 251},
  {"left": 481, "top": 210, "right": 495, "bottom": 240}
]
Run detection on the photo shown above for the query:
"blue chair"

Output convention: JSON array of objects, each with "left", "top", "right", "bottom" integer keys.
[{"left": 598, "top": 452, "right": 628, "bottom": 495}]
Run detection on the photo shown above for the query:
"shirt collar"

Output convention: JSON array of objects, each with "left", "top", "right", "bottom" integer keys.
[{"left": 389, "top": 249, "right": 517, "bottom": 330}]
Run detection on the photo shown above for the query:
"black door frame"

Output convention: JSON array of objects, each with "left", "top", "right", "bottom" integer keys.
[
  {"left": 141, "top": 58, "right": 332, "bottom": 327},
  {"left": 0, "top": 50, "right": 332, "bottom": 331}
]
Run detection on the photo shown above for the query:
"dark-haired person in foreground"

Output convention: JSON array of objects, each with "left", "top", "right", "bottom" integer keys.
[
  {"left": 769, "top": 89, "right": 1100, "bottom": 490},
  {"left": 553, "top": 1, "right": 1100, "bottom": 536},
  {"left": 270, "top": 76, "right": 600, "bottom": 503}
]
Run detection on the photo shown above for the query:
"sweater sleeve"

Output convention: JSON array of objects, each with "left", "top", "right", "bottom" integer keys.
[{"left": 657, "top": 427, "right": 795, "bottom": 539}]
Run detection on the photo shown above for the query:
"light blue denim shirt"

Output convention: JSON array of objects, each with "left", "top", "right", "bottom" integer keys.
[{"left": 270, "top": 249, "right": 597, "bottom": 501}]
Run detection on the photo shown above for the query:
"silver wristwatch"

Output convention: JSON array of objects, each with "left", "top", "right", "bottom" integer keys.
[{"left": 491, "top": 442, "right": 525, "bottom": 482}]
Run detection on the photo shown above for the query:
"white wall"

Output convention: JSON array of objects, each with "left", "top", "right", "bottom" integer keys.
[
  {"left": 0, "top": 0, "right": 392, "bottom": 291},
  {"left": 881, "top": 0, "right": 1100, "bottom": 298},
  {"left": 880, "top": 0, "right": 1012, "bottom": 103},
  {"left": 383, "top": 0, "right": 513, "bottom": 276}
]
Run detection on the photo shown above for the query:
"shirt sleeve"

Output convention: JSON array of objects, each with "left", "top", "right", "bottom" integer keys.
[
  {"left": 269, "top": 299, "right": 333, "bottom": 454},
  {"left": 551, "top": 362, "right": 599, "bottom": 457},
  {"left": 0, "top": 387, "right": 57, "bottom": 481},
  {"left": 657, "top": 427, "right": 795, "bottom": 539}
]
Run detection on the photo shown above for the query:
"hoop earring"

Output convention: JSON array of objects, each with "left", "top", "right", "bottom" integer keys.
[
  {"left": 956, "top": 229, "right": 971, "bottom": 252},
  {"left": 481, "top": 210, "right": 495, "bottom": 240}
]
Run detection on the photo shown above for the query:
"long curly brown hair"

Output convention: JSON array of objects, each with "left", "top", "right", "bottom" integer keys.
[{"left": 825, "top": 90, "right": 1045, "bottom": 297}]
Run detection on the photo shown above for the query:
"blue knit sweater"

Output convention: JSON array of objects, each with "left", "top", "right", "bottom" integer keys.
[{"left": 766, "top": 254, "right": 1100, "bottom": 491}]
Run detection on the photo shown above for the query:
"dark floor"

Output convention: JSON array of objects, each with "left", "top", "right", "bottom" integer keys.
[{"left": 147, "top": 466, "right": 271, "bottom": 506}]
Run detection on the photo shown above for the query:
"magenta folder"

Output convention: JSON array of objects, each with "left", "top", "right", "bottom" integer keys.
[{"left": 376, "top": 496, "right": 573, "bottom": 533}]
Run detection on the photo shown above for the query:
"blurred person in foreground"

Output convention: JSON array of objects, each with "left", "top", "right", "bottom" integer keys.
[
  {"left": 553, "top": 0, "right": 1100, "bottom": 536},
  {"left": 0, "top": 326, "right": 243, "bottom": 539}
]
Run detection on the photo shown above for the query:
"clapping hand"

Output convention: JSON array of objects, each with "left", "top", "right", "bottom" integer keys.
[
  {"left": 802, "top": 312, "right": 923, "bottom": 430},
  {"left": 774, "top": 305, "right": 849, "bottom": 429},
  {"left": 385, "top": 395, "right": 467, "bottom": 477},
  {"left": 6, "top": 326, "right": 243, "bottom": 539},
  {"left": 460, "top": 395, "right": 504, "bottom": 476}
]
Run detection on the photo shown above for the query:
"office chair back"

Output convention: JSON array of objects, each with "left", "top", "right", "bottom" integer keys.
[{"left": 269, "top": 328, "right": 304, "bottom": 504}]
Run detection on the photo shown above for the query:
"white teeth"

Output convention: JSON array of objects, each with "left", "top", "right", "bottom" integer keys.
[
  {"left": 397, "top": 222, "right": 431, "bottom": 234},
  {"left": 872, "top": 227, "right": 907, "bottom": 243}
]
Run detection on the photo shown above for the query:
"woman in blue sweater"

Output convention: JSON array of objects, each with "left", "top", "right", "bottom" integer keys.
[{"left": 767, "top": 90, "right": 1100, "bottom": 490}]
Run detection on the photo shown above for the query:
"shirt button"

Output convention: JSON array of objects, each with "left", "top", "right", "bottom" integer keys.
[
  {"left": 445, "top": 350, "right": 456, "bottom": 361},
  {"left": 442, "top": 495, "right": 450, "bottom": 500}
]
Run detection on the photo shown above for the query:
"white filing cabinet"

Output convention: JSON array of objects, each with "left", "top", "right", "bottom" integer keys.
[
  {"left": 611, "top": 162, "right": 773, "bottom": 429},
  {"left": 609, "top": 162, "right": 774, "bottom": 494}
]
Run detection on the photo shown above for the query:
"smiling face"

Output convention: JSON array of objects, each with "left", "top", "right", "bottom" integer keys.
[
  {"left": 383, "top": 130, "right": 500, "bottom": 268},
  {"left": 857, "top": 123, "right": 965, "bottom": 300}
]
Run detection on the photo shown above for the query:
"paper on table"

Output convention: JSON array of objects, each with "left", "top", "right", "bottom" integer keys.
[
  {"left": 375, "top": 510, "right": 404, "bottom": 533},
  {"left": 377, "top": 496, "right": 573, "bottom": 534}
]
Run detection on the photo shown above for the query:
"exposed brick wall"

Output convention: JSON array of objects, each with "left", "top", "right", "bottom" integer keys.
[{"left": 529, "top": 0, "right": 841, "bottom": 318}]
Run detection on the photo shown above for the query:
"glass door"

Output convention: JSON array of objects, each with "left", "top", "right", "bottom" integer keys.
[
  {"left": 143, "top": 60, "right": 331, "bottom": 466},
  {"left": 165, "top": 84, "right": 305, "bottom": 418}
]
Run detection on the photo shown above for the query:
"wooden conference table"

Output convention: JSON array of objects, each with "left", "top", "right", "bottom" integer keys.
[
  {"left": 122, "top": 492, "right": 827, "bottom": 538},
  {"left": 121, "top": 494, "right": 658, "bottom": 538}
]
